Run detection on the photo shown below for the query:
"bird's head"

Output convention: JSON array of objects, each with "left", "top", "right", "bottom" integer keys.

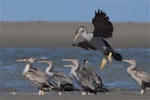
[
  {"left": 37, "top": 57, "right": 53, "bottom": 65},
  {"left": 16, "top": 57, "right": 36, "bottom": 63},
  {"left": 74, "top": 26, "right": 87, "bottom": 41},
  {"left": 62, "top": 58, "right": 79, "bottom": 68},
  {"left": 123, "top": 58, "right": 136, "bottom": 65},
  {"left": 83, "top": 60, "right": 89, "bottom": 65},
  {"left": 38, "top": 59, "right": 52, "bottom": 63}
]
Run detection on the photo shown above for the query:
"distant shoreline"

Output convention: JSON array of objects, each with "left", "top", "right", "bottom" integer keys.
[{"left": 1, "top": 22, "right": 149, "bottom": 49}]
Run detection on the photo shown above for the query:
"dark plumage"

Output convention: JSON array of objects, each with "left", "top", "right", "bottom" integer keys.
[
  {"left": 63, "top": 58, "right": 105, "bottom": 95},
  {"left": 92, "top": 9, "right": 113, "bottom": 38},
  {"left": 81, "top": 60, "right": 109, "bottom": 92},
  {"left": 73, "top": 9, "right": 122, "bottom": 69}
]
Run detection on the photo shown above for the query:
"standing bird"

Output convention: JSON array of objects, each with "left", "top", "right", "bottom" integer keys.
[
  {"left": 38, "top": 59, "right": 75, "bottom": 95},
  {"left": 73, "top": 9, "right": 122, "bottom": 69},
  {"left": 16, "top": 57, "right": 53, "bottom": 95},
  {"left": 81, "top": 60, "right": 109, "bottom": 92},
  {"left": 63, "top": 58, "right": 100, "bottom": 95},
  {"left": 123, "top": 59, "right": 150, "bottom": 94}
]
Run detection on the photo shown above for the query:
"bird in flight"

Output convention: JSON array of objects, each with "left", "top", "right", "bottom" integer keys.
[{"left": 73, "top": 9, "right": 122, "bottom": 69}]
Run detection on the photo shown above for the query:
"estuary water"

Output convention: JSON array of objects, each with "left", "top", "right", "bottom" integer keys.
[{"left": 0, "top": 48, "right": 150, "bottom": 94}]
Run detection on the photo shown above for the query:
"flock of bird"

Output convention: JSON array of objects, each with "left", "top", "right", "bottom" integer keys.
[
  {"left": 16, "top": 9, "right": 150, "bottom": 95},
  {"left": 17, "top": 57, "right": 109, "bottom": 95}
]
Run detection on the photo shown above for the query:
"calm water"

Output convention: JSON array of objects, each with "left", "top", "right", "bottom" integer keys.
[{"left": 0, "top": 48, "right": 150, "bottom": 94}]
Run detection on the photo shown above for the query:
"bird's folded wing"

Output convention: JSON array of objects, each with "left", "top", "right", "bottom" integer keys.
[
  {"left": 27, "top": 71, "right": 50, "bottom": 87},
  {"left": 135, "top": 70, "right": 150, "bottom": 83},
  {"left": 77, "top": 71, "right": 96, "bottom": 89},
  {"left": 52, "top": 71, "right": 72, "bottom": 84}
]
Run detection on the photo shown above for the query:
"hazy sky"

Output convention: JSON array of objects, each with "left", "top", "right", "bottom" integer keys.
[{"left": 1, "top": 0, "right": 150, "bottom": 22}]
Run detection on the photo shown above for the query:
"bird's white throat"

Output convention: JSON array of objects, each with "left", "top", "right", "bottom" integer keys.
[{"left": 81, "top": 32, "right": 93, "bottom": 42}]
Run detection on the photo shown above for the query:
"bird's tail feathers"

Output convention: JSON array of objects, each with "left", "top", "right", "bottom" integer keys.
[
  {"left": 97, "top": 84, "right": 109, "bottom": 92},
  {"left": 43, "top": 87, "right": 53, "bottom": 91},
  {"left": 112, "top": 52, "right": 122, "bottom": 61}
]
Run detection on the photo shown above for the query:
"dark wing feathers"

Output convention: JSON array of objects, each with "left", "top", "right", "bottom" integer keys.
[
  {"left": 52, "top": 71, "right": 72, "bottom": 84},
  {"left": 27, "top": 68, "right": 51, "bottom": 90},
  {"left": 73, "top": 41, "right": 97, "bottom": 50},
  {"left": 92, "top": 9, "right": 113, "bottom": 38},
  {"left": 77, "top": 70, "right": 96, "bottom": 90}
]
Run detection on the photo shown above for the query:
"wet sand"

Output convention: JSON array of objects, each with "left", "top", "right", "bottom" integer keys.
[
  {"left": 0, "top": 21, "right": 150, "bottom": 48},
  {"left": 1, "top": 93, "right": 150, "bottom": 100}
]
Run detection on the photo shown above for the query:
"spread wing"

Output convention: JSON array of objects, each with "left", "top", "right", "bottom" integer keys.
[
  {"left": 73, "top": 41, "right": 97, "bottom": 50},
  {"left": 92, "top": 9, "right": 113, "bottom": 38}
]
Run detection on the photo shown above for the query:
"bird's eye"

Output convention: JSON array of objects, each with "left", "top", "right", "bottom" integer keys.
[{"left": 81, "top": 30, "right": 85, "bottom": 33}]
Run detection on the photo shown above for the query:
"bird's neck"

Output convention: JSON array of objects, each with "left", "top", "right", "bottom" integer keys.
[
  {"left": 127, "top": 66, "right": 141, "bottom": 85},
  {"left": 130, "top": 63, "right": 136, "bottom": 69},
  {"left": 71, "top": 63, "right": 80, "bottom": 72},
  {"left": 81, "top": 63, "right": 87, "bottom": 70},
  {"left": 83, "top": 62, "right": 87, "bottom": 68},
  {"left": 127, "top": 64, "right": 136, "bottom": 74},
  {"left": 45, "top": 63, "right": 53, "bottom": 77},
  {"left": 23, "top": 62, "right": 32, "bottom": 76},
  {"left": 70, "top": 64, "right": 80, "bottom": 79},
  {"left": 82, "top": 31, "right": 93, "bottom": 41},
  {"left": 46, "top": 62, "right": 53, "bottom": 72}
]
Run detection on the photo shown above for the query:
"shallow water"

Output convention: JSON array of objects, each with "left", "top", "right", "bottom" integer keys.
[{"left": 0, "top": 48, "right": 150, "bottom": 94}]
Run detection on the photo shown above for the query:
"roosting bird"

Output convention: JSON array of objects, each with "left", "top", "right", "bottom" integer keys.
[
  {"left": 63, "top": 58, "right": 104, "bottom": 95},
  {"left": 73, "top": 9, "right": 122, "bottom": 69},
  {"left": 123, "top": 59, "right": 150, "bottom": 94},
  {"left": 81, "top": 60, "right": 108, "bottom": 92},
  {"left": 16, "top": 57, "right": 53, "bottom": 95},
  {"left": 38, "top": 59, "right": 75, "bottom": 95}
]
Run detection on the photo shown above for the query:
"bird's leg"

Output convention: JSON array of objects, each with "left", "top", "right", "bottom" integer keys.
[
  {"left": 87, "top": 92, "right": 94, "bottom": 95},
  {"left": 58, "top": 91, "right": 62, "bottom": 95},
  {"left": 100, "top": 58, "right": 107, "bottom": 70},
  {"left": 87, "top": 92, "right": 91, "bottom": 95},
  {"left": 107, "top": 52, "right": 112, "bottom": 64},
  {"left": 41, "top": 90, "right": 45, "bottom": 95},
  {"left": 39, "top": 90, "right": 42, "bottom": 95},
  {"left": 100, "top": 52, "right": 112, "bottom": 70},
  {"left": 140, "top": 89, "right": 145, "bottom": 94},
  {"left": 90, "top": 93, "right": 94, "bottom": 95},
  {"left": 82, "top": 91, "right": 87, "bottom": 95}
]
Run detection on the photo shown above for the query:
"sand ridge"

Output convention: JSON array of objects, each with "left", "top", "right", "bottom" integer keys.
[{"left": 0, "top": 22, "right": 150, "bottom": 48}]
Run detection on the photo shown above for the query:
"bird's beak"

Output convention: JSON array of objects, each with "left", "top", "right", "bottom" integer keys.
[
  {"left": 122, "top": 60, "right": 128, "bottom": 62},
  {"left": 63, "top": 65, "right": 72, "bottom": 67},
  {"left": 62, "top": 59, "right": 72, "bottom": 62},
  {"left": 74, "top": 33, "right": 80, "bottom": 42},
  {"left": 37, "top": 60, "right": 43, "bottom": 63},
  {"left": 62, "top": 59, "right": 74, "bottom": 68},
  {"left": 16, "top": 59, "right": 24, "bottom": 62}
]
